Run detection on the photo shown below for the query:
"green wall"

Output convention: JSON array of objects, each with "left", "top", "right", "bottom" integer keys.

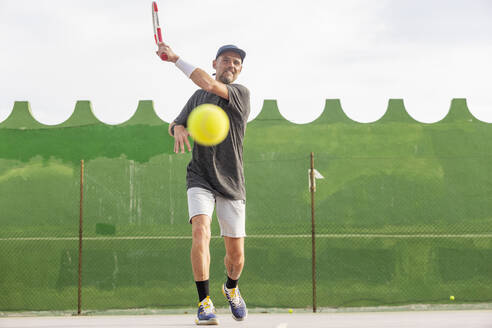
[{"left": 1, "top": 99, "right": 491, "bottom": 311}]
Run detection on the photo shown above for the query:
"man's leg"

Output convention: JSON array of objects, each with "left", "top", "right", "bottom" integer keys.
[
  {"left": 191, "top": 214, "right": 212, "bottom": 300},
  {"left": 191, "top": 214, "right": 219, "bottom": 325},
  {"left": 187, "top": 187, "right": 218, "bottom": 325},
  {"left": 216, "top": 197, "right": 247, "bottom": 320}
]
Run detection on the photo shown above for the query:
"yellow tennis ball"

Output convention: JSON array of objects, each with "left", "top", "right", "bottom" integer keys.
[
  {"left": 288, "top": 309, "right": 293, "bottom": 313},
  {"left": 187, "top": 104, "right": 230, "bottom": 146},
  {"left": 450, "top": 295, "right": 455, "bottom": 301}
]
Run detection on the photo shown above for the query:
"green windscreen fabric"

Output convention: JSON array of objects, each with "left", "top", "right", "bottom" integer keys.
[{"left": 1, "top": 99, "right": 491, "bottom": 311}]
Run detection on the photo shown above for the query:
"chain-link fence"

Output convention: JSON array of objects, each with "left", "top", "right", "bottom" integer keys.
[
  {"left": 1, "top": 99, "right": 492, "bottom": 312},
  {"left": 1, "top": 152, "right": 491, "bottom": 312}
]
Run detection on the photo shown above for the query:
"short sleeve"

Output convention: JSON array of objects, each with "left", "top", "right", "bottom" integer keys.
[{"left": 226, "top": 84, "right": 250, "bottom": 116}]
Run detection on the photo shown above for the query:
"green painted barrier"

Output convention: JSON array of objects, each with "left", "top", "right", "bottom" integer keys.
[{"left": 0, "top": 99, "right": 491, "bottom": 311}]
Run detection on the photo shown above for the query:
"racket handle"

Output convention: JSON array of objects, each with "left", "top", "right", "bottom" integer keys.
[{"left": 160, "top": 53, "right": 168, "bottom": 61}]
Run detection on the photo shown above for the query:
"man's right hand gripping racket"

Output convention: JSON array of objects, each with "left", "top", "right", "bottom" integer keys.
[{"left": 152, "top": 1, "right": 168, "bottom": 61}]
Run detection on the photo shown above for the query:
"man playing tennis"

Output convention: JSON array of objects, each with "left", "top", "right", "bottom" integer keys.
[{"left": 156, "top": 43, "right": 250, "bottom": 325}]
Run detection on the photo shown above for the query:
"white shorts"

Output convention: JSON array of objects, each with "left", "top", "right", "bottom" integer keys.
[{"left": 187, "top": 187, "right": 246, "bottom": 238}]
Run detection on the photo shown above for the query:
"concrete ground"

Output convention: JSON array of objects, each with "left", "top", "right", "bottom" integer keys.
[{"left": 1, "top": 311, "right": 491, "bottom": 328}]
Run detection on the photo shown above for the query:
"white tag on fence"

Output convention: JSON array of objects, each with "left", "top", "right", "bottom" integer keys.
[{"left": 308, "top": 169, "right": 324, "bottom": 191}]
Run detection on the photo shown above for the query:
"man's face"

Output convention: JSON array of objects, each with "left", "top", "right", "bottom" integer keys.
[{"left": 213, "top": 51, "right": 243, "bottom": 84}]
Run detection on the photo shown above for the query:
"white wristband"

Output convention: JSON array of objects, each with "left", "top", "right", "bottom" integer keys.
[{"left": 175, "top": 58, "right": 197, "bottom": 78}]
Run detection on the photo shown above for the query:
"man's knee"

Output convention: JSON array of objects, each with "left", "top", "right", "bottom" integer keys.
[{"left": 191, "top": 215, "right": 211, "bottom": 241}]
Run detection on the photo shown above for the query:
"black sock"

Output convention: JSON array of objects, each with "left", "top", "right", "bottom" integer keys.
[
  {"left": 226, "top": 276, "right": 238, "bottom": 289},
  {"left": 195, "top": 280, "right": 209, "bottom": 302}
]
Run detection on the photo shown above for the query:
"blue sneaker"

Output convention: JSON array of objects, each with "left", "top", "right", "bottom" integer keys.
[
  {"left": 195, "top": 296, "right": 219, "bottom": 325},
  {"left": 222, "top": 284, "right": 247, "bottom": 321}
]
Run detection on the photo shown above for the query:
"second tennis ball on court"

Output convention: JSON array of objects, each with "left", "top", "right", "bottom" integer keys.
[{"left": 187, "top": 104, "right": 230, "bottom": 146}]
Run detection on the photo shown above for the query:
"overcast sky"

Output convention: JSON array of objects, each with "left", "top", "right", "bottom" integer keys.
[{"left": 1, "top": 0, "right": 491, "bottom": 125}]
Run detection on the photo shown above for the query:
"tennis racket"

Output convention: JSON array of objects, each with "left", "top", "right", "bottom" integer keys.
[{"left": 152, "top": 1, "right": 168, "bottom": 61}]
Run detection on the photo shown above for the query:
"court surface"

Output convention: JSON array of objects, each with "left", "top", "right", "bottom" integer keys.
[{"left": 1, "top": 311, "right": 491, "bottom": 328}]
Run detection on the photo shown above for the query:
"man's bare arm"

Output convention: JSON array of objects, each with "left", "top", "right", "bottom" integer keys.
[
  {"left": 156, "top": 42, "right": 229, "bottom": 100},
  {"left": 189, "top": 68, "right": 229, "bottom": 100}
]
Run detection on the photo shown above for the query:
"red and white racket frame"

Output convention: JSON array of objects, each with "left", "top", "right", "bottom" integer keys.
[{"left": 152, "top": 1, "right": 168, "bottom": 61}]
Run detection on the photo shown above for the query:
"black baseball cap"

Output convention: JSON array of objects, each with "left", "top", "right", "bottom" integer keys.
[{"left": 216, "top": 45, "right": 246, "bottom": 62}]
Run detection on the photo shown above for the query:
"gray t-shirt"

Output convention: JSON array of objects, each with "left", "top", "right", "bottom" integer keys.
[{"left": 174, "top": 84, "right": 250, "bottom": 200}]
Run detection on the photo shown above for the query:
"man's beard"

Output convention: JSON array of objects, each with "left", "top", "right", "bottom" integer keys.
[{"left": 218, "top": 71, "right": 234, "bottom": 84}]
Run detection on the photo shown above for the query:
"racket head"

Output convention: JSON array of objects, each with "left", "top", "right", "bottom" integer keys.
[
  {"left": 152, "top": 1, "right": 168, "bottom": 60},
  {"left": 152, "top": 2, "right": 161, "bottom": 44}
]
